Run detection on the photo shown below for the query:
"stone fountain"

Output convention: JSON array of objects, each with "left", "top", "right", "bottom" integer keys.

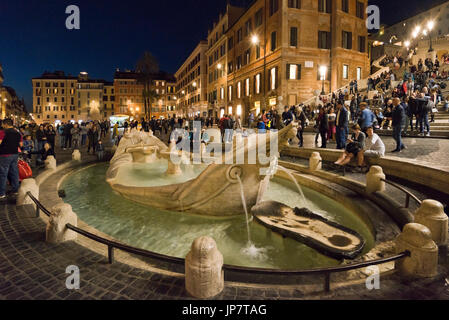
[{"left": 106, "top": 125, "right": 297, "bottom": 216}]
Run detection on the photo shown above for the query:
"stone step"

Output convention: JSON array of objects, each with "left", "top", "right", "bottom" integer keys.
[
  {"left": 304, "top": 127, "right": 449, "bottom": 138},
  {"left": 375, "top": 129, "right": 449, "bottom": 138}
]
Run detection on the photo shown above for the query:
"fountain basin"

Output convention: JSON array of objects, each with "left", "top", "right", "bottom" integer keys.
[{"left": 60, "top": 163, "right": 375, "bottom": 269}]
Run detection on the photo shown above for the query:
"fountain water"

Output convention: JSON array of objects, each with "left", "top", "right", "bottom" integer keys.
[
  {"left": 236, "top": 175, "right": 252, "bottom": 243},
  {"left": 236, "top": 175, "right": 268, "bottom": 261},
  {"left": 276, "top": 165, "right": 309, "bottom": 208}
]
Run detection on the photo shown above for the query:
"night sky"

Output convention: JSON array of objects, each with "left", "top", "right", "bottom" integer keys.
[{"left": 0, "top": 0, "right": 446, "bottom": 111}]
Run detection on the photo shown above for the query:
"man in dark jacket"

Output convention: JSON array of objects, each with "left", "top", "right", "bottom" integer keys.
[
  {"left": 63, "top": 122, "right": 73, "bottom": 149},
  {"left": 282, "top": 106, "right": 294, "bottom": 126},
  {"left": 391, "top": 98, "right": 406, "bottom": 152},
  {"left": 335, "top": 101, "right": 348, "bottom": 150},
  {"left": 0, "top": 119, "right": 22, "bottom": 200},
  {"left": 295, "top": 107, "right": 307, "bottom": 147},
  {"left": 417, "top": 93, "right": 431, "bottom": 136},
  {"left": 318, "top": 107, "right": 329, "bottom": 148}
]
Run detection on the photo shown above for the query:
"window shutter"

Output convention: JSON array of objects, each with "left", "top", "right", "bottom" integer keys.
[
  {"left": 254, "top": 75, "right": 256, "bottom": 93},
  {"left": 287, "top": 64, "right": 291, "bottom": 79},
  {"left": 297, "top": 64, "right": 301, "bottom": 80}
]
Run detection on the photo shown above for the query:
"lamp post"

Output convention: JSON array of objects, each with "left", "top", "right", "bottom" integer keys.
[
  {"left": 251, "top": 35, "right": 260, "bottom": 116},
  {"left": 426, "top": 20, "right": 435, "bottom": 52},
  {"left": 319, "top": 66, "right": 327, "bottom": 96}
]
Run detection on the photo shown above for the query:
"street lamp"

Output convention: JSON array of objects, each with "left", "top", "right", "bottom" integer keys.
[
  {"left": 251, "top": 35, "right": 259, "bottom": 45},
  {"left": 319, "top": 65, "right": 327, "bottom": 95},
  {"left": 404, "top": 40, "right": 410, "bottom": 50},
  {"left": 426, "top": 20, "right": 435, "bottom": 52},
  {"left": 217, "top": 63, "right": 222, "bottom": 70}
]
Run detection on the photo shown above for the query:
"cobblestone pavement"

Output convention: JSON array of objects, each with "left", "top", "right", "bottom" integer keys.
[
  {"left": 1, "top": 131, "right": 449, "bottom": 300},
  {"left": 1, "top": 203, "right": 449, "bottom": 300},
  {"left": 301, "top": 133, "right": 449, "bottom": 170}
]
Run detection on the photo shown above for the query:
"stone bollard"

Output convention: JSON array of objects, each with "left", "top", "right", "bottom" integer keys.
[
  {"left": 17, "top": 178, "right": 39, "bottom": 207},
  {"left": 366, "top": 165, "right": 385, "bottom": 194},
  {"left": 72, "top": 149, "right": 81, "bottom": 161},
  {"left": 395, "top": 223, "right": 438, "bottom": 278},
  {"left": 309, "top": 152, "right": 322, "bottom": 171},
  {"left": 45, "top": 156, "right": 57, "bottom": 170},
  {"left": 185, "top": 236, "right": 224, "bottom": 299},
  {"left": 46, "top": 203, "right": 78, "bottom": 244},
  {"left": 415, "top": 200, "right": 448, "bottom": 246}
]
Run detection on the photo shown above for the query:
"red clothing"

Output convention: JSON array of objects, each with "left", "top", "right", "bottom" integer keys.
[{"left": 0, "top": 129, "right": 23, "bottom": 157}]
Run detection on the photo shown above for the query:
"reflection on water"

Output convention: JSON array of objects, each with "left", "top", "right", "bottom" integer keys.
[
  {"left": 113, "top": 159, "right": 208, "bottom": 187},
  {"left": 61, "top": 163, "right": 375, "bottom": 269}
]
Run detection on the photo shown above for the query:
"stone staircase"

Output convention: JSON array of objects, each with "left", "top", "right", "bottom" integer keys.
[{"left": 375, "top": 106, "right": 449, "bottom": 138}]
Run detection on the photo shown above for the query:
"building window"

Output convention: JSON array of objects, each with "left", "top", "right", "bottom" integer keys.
[
  {"left": 287, "top": 64, "right": 301, "bottom": 80},
  {"left": 318, "top": 0, "right": 332, "bottom": 13},
  {"left": 255, "top": 8, "right": 263, "bottom": 27},
  {"left": 341, "top": 0, "right": 349, "bottom": 13},
  {"left": 228, "top": 62, "right": 234, "bottom": 74},
  {"left": 342, "top": 31, "right": 352, "bottom": 49},
  {"left": 318, "top": 31, "right": 331, "bottom": 49},
  {"left": 244, "top": 19, "right": 252, "bottom": 37},
  {"left": 343, "top": 64, "right": 349, "bottom": 79},
  {"left": 288, "top": 0, "right": 301, "bottom": 9},
  {"left": 237, "top": 82, "right": 242, "bottom": 98},
  {"left": 271, "top": 31, "right": 277, "bottom": 51},
  {"left": 228, "top": 85, "right": 233, "bottom": 101},
  {"left": 256, "top": 44, "right": 261, "bottom": 59},
  {"left": 244, "top": 49, "right": 250, "bottom": 65},
  {"left": 220, "top": 87, "right": 225, "bottom": 100},
  {"left": 269, "top": 67, "right": 278, "bottom": 90},
  {"left": 356, "top": 1, "right": 364, "bottom": 19},
  {"left": 245, "top": 78, "right": 250, "bottom": 96},
  {"left": 237, "top": 28, "right": 243, "bottom": 43},
  {"left": 269, "top": 0, "right": 279, "bottom": 16},
  {"left": 290, "top": 27, "right": 298, "bottom": 47},
  {"left": 357, "top": 67, "right": 362, "bottom": 80},
  {"left": 358, "top": 36, "right": 366, "bottom": 53},
  {"left": 228, "top": 37, "right": 234, "bottom": 50},
  {"left": 255, "top": 74, "right": 261, "bottom": 94},
  {"left": 237, "top": 56, "right": 242, "bottom": 70}
]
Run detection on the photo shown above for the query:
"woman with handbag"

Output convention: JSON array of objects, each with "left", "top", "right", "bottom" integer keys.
[{"left": 334, "top": 124, "right": 366, "bottom": 167}]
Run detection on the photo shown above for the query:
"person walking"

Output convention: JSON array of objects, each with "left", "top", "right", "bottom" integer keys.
[
  {"left": 0, "top": 119, "right": 22, "bottom": 200},
  {"left": 87, "top": 125, "right": 99, "bottom": 154},
  {"left": 45, "top": 125, "right": 56, "bottom": 151},
  {"left": 391, "top": 97, "right": 406, "bottom": 152},
  {"left": 58, "top": 123, "right": 65, "bottom": 149},
  {"left": 295, "top": 106, "right": 307, "bottom": 147},
  {"left": 63, "top": 122, "right": 73, "bottom": 149},
  {"left": 80, "top": 123, "right": 88, "bottom": 146},
  {"left": 71, "top": 123, "right": 81, "bottom": 150},
  {"left": 335, "top": 101, "right": 348, "bottom": 150},
  {"left": 318, "top": 107, "right": 329, "bottom": 148}
]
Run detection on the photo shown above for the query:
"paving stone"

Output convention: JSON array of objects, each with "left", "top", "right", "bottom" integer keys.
[{"left": 1, "top": 140, "right": 448, "bottom": 301}]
